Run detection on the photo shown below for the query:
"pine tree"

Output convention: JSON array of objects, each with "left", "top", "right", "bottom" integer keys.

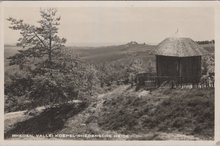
[
  {"left": 6, "top": 8, "right": 99, "bottom": 109},
  {"left": 7, "top": 8, "right": 66, "bottom": 67}
]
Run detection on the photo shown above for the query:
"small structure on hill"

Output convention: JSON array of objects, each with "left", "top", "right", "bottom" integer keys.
[
  {"left": 154, "top": 37, "right": 207, "bottom": 84},
  {"left": 136, "top": 37, "right": 208, "bottom": 89}
]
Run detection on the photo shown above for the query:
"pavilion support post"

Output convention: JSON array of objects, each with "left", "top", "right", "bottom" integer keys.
[
  {"left": 178, "top": 57, "right": 182, "bottom": 87},
  {"left": 156, "top": 56, "right": 159, "bottom": 87}
]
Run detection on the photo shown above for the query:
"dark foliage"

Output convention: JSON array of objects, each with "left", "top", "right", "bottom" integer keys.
[
  {"left": 4, "top": 56, "right": 99, "bottom": 111},
  {"left": 5, "top": 102, "right": 87, "bottom": 139},
  {"left": 197, "top": 40, "right": 215, "bottom": 45}
]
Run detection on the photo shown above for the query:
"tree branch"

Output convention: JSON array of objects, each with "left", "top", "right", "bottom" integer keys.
[{"left": 32, "top": 31, "right": 48, "bottom": 49}]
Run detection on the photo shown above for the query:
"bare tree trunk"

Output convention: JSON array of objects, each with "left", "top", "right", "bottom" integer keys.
[
  {"left": 48, "top": 34, "right": 52, "bottom": 64},
  {"left": 48, "top": 33, "right": 52, "bottom": 78}
]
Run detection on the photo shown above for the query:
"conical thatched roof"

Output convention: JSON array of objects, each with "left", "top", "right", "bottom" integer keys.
[{"left": 153, "top": 37, "right": 208, "bottom": 57}]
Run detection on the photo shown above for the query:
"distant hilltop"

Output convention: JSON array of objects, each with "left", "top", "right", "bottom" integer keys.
[{"left": 4, "top": 39, "right": 214, "bottom": 48}]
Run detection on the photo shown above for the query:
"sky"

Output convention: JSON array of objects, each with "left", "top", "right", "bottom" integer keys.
[{"left": 4, "top": 7, "right": 214, "bottom": 46}]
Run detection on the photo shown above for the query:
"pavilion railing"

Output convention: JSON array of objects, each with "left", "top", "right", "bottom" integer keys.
[{"left": 135, "top": 73, "right": 214, "bottom": 90}]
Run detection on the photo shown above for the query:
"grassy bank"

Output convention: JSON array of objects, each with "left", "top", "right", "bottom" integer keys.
[
  {"left": 97, "top": 88, "right": 214, "bottom": 139},
  {"left": 4, "top": 86, "right": 214, "bottom": 140}
]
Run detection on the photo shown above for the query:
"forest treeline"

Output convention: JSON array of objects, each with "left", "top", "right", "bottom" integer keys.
[{"left": 197, "top": 40, "right": 215, "bottom": 45}]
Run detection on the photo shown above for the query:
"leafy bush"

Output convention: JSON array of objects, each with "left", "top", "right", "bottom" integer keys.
[
  {"left": 95, "top": 57, "right": 155, "bottom": 88},
  {"left": 5, "top": 54, "right": 100, "bottom": 112}
]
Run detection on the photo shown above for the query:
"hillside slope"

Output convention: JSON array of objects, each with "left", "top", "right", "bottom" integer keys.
[
  {"left": 97, "top": 87, "right": 214, "bottom": 140},
  {"left": 4, "top": 42, "right": 214, "bottom": 65},
  {"left": 4, "top": 42, "right": 214, "bottom": 75},
  {"left": 5, "top": 85, "right": 214, "bottom": 140}
]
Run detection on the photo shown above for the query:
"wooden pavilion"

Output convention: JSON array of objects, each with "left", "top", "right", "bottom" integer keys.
[
  {"left": 154, "top": 37, "right": 207, "bottom": 84},
  {"left": 136, "top": 37, "right": 208, "bottom": 89}
]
